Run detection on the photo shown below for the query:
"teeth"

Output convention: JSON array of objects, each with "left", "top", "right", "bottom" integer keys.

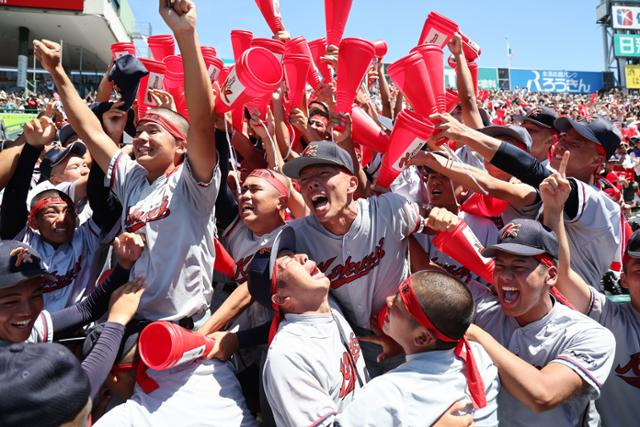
[
  {"left": 12, "top": 320, "right": 30, "bottom": 328},
  {"left": 502, "top": 287, "right": 519, "bottom": 292}
]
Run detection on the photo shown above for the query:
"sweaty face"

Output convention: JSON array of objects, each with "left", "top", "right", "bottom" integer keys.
[
  {"left": 299, "top": 165, "right": 354, "bottom": 223},
  {"left": 383, "top": 292, "right": 419, "bottom": 350},
  {"left": 34, "top": 202, "right": 76, "bottom": 245},
  {"left": 521, "top": 122, "right": 556, "bottom": 161},
  {"left": 308, "top": 114, "right": 329, "bottom": 138},
  {"left": 50, "top": 155, "right": 89, "bottom": 184},
  {"left": 239, "top": 176, "right": 282, "bottom": 225},
  {"left": 493, "top": 252, "right": 553, "bottom": 325},
  {"left": 425, "top": 169, "right": 463, "bottom": 208},
  {"left": 275, "top": 253, "right": 330, "bottom": 307},
  {"left": 550, "top": 129, "right": 601, "bottom": 178},
  {"left": 0, "top": 278, "right": 44, "bottom": 343},
  {"left": 133, "top": 122, "right": 181, "bottom": 176}
]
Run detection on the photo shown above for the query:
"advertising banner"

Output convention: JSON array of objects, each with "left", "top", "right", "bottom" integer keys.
[
  {"left": 509, "top": 69, "right": 603, "bottom": 93},
  {"left": 0, "top": 0, "right": 84, "bottom": 11},
  {"left": 625, "top": 65, "right": 640, "bottom": 89},
  {"left": 614, "top": 34, "right": 640, "bottom": 57},
  {"left": 612, "top": 5, "right": 640, "bottom": 30},
  {"left": 443, "top": 67, "right": 499, "bottom": 90}
]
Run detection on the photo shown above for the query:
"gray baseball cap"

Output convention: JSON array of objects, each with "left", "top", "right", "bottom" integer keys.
[
  {"left": 283, "top": 141, "right": 355, "bottom": 179},
  {"left": 482, "top": 219, "right": 558, "bottom": 260},
  {"left": 478, "top": 124, "right": 533, "bottom": 152}
]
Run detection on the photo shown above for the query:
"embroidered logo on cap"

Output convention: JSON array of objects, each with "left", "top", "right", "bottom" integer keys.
[
  {"left": 500, "top": 223, "right": 521, "bottom": 241},
  {"left": 10, "top": 247, "right": 34, "bottom": 268},
  {"left": 302, "top": 144, "right": 318, "bottom": 157}
]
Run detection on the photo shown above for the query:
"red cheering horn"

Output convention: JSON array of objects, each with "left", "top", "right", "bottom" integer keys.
[
  {"left": 377, "top": 109, "right": 434, "bottom": 188},
  {"left": 387, "top": 52, "right": 437, "bottom": 119},
  {"left": 255, "top": 0, "right": 285, "bottom": 35},
  {"left": 460, "top": 32, "right": 482, "bottom": 62},
  {"left": 308, "top": 37, "right": 333, "bottom": 83},
  {"left": 285, "top": 36, "right": 321, "bottom": 90},
  {"left": 351, "top": 104, "right": 390, "bottom": 152},
  {"left": 230, "top": 30, "right": 253, "bottom": 64},
  {"left": 325, "top": 0, "right": 353, "bottom": 48},
  {"left": 334, "top": 38, "right": 375, "bottom": 113},
  {"left": 283, "top": 53, "right": 311, "bottom": 112},
  {"left": 231, "top": 105, "right": 245, "bottom": 133},
  {"left": 445, "top": 89, "right": 459, "bottom": 113},
  {"left": 111, "top": 42, "right": 136, "bottom": 59},
  {"left": 200, "top": 49, "right": 224, "bottom": 84},
  {"left": 412, "top": 44, "right": 446, "bottom": 113},
  {"left": 372, "top": 40, "right": 388, "bottom": 59},
  {"left": 139, "top": 321, "right": 216, "bottom": 371},
  {"left": 215, "top": 47, "right": 283, "bottom": 114},
  {"left": 432, "top": 220, "right": 495, "bottom": 284},
  {"left": 468, "top": 60, "right": 479, "bottom": 96},
  {"left": 147, "top": 35, "right": 175, "bottom": 61},
  {"left": 417, "top": 11, "right": 459, "bottom": 48},
  {"left": 137, "top": 58, "right": 167, "bottom": 117},
  {"left": 251, "top": 37, "right": 285, "bottom": 61},
  {"left": 162, "top": 55, "right": 189, "bottom": 119}
]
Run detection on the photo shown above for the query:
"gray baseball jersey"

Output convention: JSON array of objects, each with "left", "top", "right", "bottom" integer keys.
[
  {"left": 586, "top": 287, "right": 640, "bottom": 427},
  {"left": 335, "top": 342, "right": 500, "bottom": 426},
  {"left": 262, "top": 309, "right": 368, "bottom": 427},
  {"left": 413, "top": 211, "right": 499, "bottom": 284},
  {"left": 17, "top": 220, "right": 102, "bottom": 312},
  {"left": 287, "top": 193, "right": 420, "bottom": 329},
  {"left": 469, "top": 282, "right": 616, "bottom": 427},
  {"left": 106, "top": 150, "right": 220, "bottom": 321}
]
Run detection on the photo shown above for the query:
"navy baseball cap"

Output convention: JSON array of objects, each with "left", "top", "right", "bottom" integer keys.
[
  {"left": 0, "top": 241, "right": 53, "bottom": 289},
  {"left": 0, "top": 342, "right": 90, "bottom": 427},
  {"left": 479, "top": 124, "right": 533, "bottom": 152},
  {"left": 512, "top": 106, "right": 558, "bottom": 129},
  {"left": 554, "top": 116, "right": 621, "bottom": 160},
  {"left": 109, "top": 54, "right": 148, "bottom": 111},
  {"left": 283, "top": 141, "right": 355, "bottom": 179},
  {"left": 38, "top": 141, "right": 86, "bottom": 183},
  {"left": 482, "top": 219, "right": 558, "bottom": 260},
  {"left": 626, "top": 229, "right": 640, "bottom": 258},
  {"left": 247, "top": 226, "right": 297, "bottom": 308},
  {"left": 57, "top": 123, "right": 78, "bottom": 146}
]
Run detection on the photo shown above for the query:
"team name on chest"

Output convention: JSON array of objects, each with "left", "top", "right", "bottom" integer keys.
[
  {"left": 615, "top": 352, "right": 640, "bottom": 389},
  {"left": 318, "top": 238, "right": 386, "bottom": 289},
  {"left": 125, "top": 195, "right": 171, "bottom": 232},
  {"left": 43, "top": 257, "right": 83, "bottom": 292}
]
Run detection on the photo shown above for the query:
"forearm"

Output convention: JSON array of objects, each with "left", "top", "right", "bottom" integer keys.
[
  {"left": 457, "top": 128, "right": 503, "bottom": 161},
  {"left": 393, "top": 92, "right": 403, "bottom": 120},
  {"left": 378, "top": 63, "right": 392, "bottom": 118},
  {"left": 454, "top": 53, "right": 483, "bottom": 129},
  {"left": 271, "top": 96, "right": 292, "bottom": 160},
  {"left": 87, "top": 162, "right": 122, "bottom": 232},
  {"left": 0, "top": 136, "right": 25, "bottom": 189},
  {"left": 199, "top": 282, "right": 252, "bottom": 335},
  {"left": 231, "top": 132, "right": 267, "bottom": 170},
  {"left": 287, "top": 186, "right": 310, "bottom": 218}
]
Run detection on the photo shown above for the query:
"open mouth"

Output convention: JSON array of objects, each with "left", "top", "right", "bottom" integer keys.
[
  {"left": 241, "top": 204, "right": 254, "bottom": 213},
  {"left": 430, "top": 189, "right": 443, "bottom": 197},
  {"left": 11, "top": 319, "right": 31, "bottom": 329},
  {"left": 54, "top": 227, "right": 68, "bottom": 234},
  {"left": 501, "top": 286, "right": 520, "bottom": 305},
  {"left": 310, "top": 194, "right": 329, "bottom": 210},
  {"left": 310, "top": 263, "right": 326, "bottom": 279}
]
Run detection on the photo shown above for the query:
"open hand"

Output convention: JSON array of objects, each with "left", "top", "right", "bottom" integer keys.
[
  {"left": 23, "top": 117, "right": 57, "bottom": 148},
  {"left": 107, "top": 277, "right": 146, "bottom": 325}
]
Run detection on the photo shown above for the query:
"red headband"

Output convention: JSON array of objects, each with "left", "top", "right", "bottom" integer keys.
[
  {"left": 139, "top": 113, "right": 187, "bottom": 142},
  {"left": 29, "top": 196, "right": 71, "bottom": 218},
  {"left": 533, "top": 254, "right": 575, "bottom": 310},
  {"left": 398, "top": 276, "right": 487, "bottom": 409},
  {"left": 247, "top": 169, "right": 289, "bottom": 198}
]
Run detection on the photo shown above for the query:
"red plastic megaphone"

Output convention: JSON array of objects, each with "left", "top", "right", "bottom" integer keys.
[
  {"left": 200, "top": 50, "right": 224, "bottom": 84},
  {"left": 417, "top": 11, "right": 459, "bottom": 48},
  {"left": 387, "top": 52, "right": 437, "bottom": 119},
  {"left": 377, "top": 109, "right": 434, "bottom": 188},
  {"left": 445, "top": 89, "right": 459, "bottom": 113},
  {"left": 460, "top": 32, "right": 482, "bottom": 62},
  {"left": 215, "top": 47, "right": 283, "bottom": 114},
  {"left": 335, "top": 38, "right": 375, "bottom": 113},
  {"left": 230, "top": 30, "right": 253, "bottom": 64},
  {"left": 147, "top": 35, "right": 175, "bottom": 61},
  {"left": 137, "top": 58, "right": 167, "bottom": 117},
  {"left": 285, "top": 36, "right": 321, "bottom": 90},
  {"left": 411, "top": 44, "right": 446, "bottom": 113},
  {"left": 351, "top": 104, "right": 390, "bottom": 152},
  {"left": 201, "top": 46, "right": 217, "bottom": 58},
  {"left": 308, "top": 37, "right": 333, "bottom": 83},
  {"left": 111, "top": 42, "right": 136, "bottom": 59},
  {"left": 468, "top": 60, "right": 479, "bottom": 96},
  {"left": 217, "top": 66, "right": 231, "bottom": 85},
  {"left": 251, "top": 38, "right": 285, "bottom": 61},
  {"left": 460, "top": 193, "right": 508, "bottom": 218},
  {"left": 325, "top": 0, "right": 353, "bottom": 47},
  {"left": 139, "top": 321, "right": 216, "bottom": 371},
  {"left": 283, "top": 53, "right": 311, "bottom": 112},
  {"left": 432, "top": 220, "right": 495, "bottom": 284},
  {"left": 161, "top": 55, "right": 187, "bottom": 117},
  {"left": 255, "top": 0, "right": 285, "bottom": 35},
  {"left": 372, "top": 40, "right": 388, "bottom": 59},
  {"left": 232, "top": 105, "right": 245, "bottom": 133}
]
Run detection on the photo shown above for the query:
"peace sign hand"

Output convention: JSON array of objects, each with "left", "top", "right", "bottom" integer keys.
[{"left": 540, "top": 150, "right": 571, "bottom": 213}]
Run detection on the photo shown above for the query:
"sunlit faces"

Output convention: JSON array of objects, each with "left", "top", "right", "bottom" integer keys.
[
  {"left": 33, "top": 202, "right": 76, "bottom": 246},
  {"left": 382, "top": 292, "right": 421, "bottom": 350},
  {"left": 273, "top": 253, "right": 330, "bottom": 311},
  {"left": 133, "top": 121, "right": 185, "bottom": 177},
  {"left": 0, "top": 278, "right": 44, "bottom": 343},
  {"left": 298, "top": 165, "right": 357, "bottom": 222},
  {"left": 239, "top": 176, "right": 285, "bottom": 226},
  {"left": 425, "top": 169, "right": 465, "bottom": 209},
  {"left": 521, "top": 122, "right": 556, "bottom": 161},
  {"left": 550, "top": 129, "right": 602, "bottom": 178},
  {"left": 50, "top": 155, "right": 89, "bottom": 185},
  {"left": 492, "top": 252, "right": 556, "bottom": 325},
  {"left": 308, "top": 114, "right": 329, "bottom": 138}
]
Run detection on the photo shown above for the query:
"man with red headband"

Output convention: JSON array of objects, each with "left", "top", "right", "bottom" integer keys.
[
  {"left": 335, "top": 269, "right": 499, "bottom": 426},
  {"left": 34, "top": 0, "right": 220, "bottom": 324},
  {"left": 450, "top": 217, "right": 616, "bottom": 426}
]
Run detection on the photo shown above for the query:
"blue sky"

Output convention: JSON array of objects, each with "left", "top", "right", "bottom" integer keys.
[{"left": 130, "top": 0, "right": 606, "bottom": 71}]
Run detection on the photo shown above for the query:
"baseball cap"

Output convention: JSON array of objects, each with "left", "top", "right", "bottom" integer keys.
[
  {"left": 478, "top": 124, "right": 532, "bottom": 152},
  {"left": 554, "top": 116, "right": 621, "bottom": 160},
  {"left": 0, "top": 342, "right": 90, "bottom": 427},
  {"left": 283, "top": 141, "right": 355, "bottom": 179},
  {"left": 512, "top": 106, "right": 558, "bottom": 129},
  {"left": 626, "top": 229, "right": 640, "bottom": 258},
  {"left": 247, "top": 226, "right": 297, "bottom": 308},
  {"left": 57, "top": 123, "right": 77, "bottom": 146},
  {"left": 482, "top": 219, "right": 559, "bottom": 259},
  {"left": 0, "top": 241, "right": 53, "bottom": 289},
  {"left": 38, "top": 141, "right": 87, "bottom": 183},
  {"left": 109, "top": 54, "right": 149, "bottom": 111}
]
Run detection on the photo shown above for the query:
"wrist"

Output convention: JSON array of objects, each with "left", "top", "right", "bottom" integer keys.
[
  {"left": 106, "top": 313, "right": 129, "bottom": 325},
  {"left": 118, "top": 259, "right": 134, "bottom": 270}
]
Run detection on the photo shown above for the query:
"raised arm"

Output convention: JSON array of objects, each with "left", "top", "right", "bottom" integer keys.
[
  {"left": 540, "top": 152, "right": 591, "bottom": 313},
  {"left": 159, "top": 0, "right": 217, "bottom": 182},
  {"left": 430, "top": 112, "right": 502, "bottom": 161},
  {"left": 448, "top": 34, "right": 483, "bottom": 129},
  {"left": 376, "top": 60, "right": 393, "bottom": 119},
  {"left": 33, "top": 40, "right": 118, "bottom": 173}
]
